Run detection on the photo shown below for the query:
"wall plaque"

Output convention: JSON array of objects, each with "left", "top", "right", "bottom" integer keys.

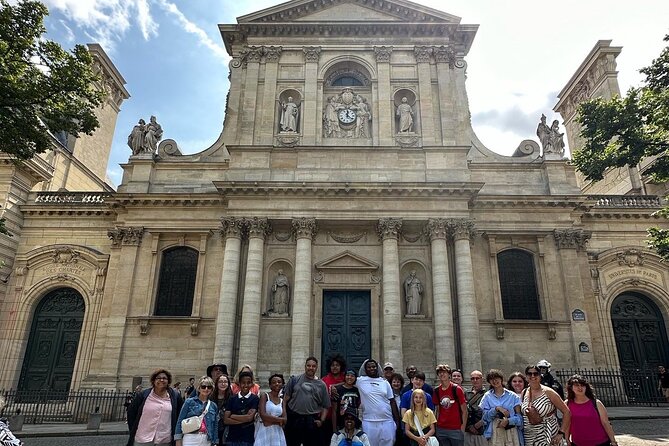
[
  {"left": 572, "top": 309, "right": 586, "bottom": 321},
  {"left": 578, "top": 342, "right": 590, "bottom": 353}
]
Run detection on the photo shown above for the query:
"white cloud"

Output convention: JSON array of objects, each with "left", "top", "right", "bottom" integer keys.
[
  {"left": 58, "top": 20, "right": 75, "bottom": 43},
  {"left": 155, "top": 0, "right": 229, "bottom": 61}
]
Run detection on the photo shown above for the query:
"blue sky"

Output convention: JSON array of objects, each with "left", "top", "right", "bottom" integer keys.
[{"left": 41, "top": 0, "right": 669, "bottom": 188}]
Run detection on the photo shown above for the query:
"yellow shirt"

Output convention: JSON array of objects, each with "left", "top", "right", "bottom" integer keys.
[{"left": 402, "top": 408, "right": 437, "bottom": 432}]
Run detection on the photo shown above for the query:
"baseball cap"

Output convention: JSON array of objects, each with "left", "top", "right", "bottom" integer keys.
[{"left": 383, "top": 362, "right": 394, "bottom": 370}]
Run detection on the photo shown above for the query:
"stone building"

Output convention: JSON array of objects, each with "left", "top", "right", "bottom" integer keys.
[{"left": 0, "top": 0, "right": 667, "bottom": 391}]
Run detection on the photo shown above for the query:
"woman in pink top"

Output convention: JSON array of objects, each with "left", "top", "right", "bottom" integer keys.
[{"left": 565, "top": 375, "right": 617, "bottom": 446}]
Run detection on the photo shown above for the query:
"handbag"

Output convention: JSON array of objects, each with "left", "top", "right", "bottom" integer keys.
[
  {"left": 413, "top": 413, "right": 439, "bottom": 446},
  {"left": 181, "top": 400, "right": 211, "bottom": 434},
  {"left": 524, "top": 388, "right": 543, "bottom": 425}
]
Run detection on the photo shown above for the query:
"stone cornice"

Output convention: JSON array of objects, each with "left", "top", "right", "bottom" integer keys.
[
  {"left": 472, "top": 195, "right": 586, "bottom": 209},
  {"left": 214, "top": 181, "right": 484, "bottom": 199},
  {"left": 109, "top": 194, "right": 224, "bottom": 208}
]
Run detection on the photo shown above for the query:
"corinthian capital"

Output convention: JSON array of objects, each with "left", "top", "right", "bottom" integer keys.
[
  {"left": 425, "top": 218, "right": 449, "bottom": 241},
  {"left": 449, "top": 219, "right": 476, "bottom": 241},
  {"left": 241, "top": 45, "right": 263, "bottom": 63},
  {"left": 414, "top": 46, "right": 432, "bottom": 63},
  {"left": 245, "top": 217, "right": 272, "bottom": 239},
  {"left": 303, "top": 46, "right": 322, "bottom": 63},
  {"left": 376, "top": 218, "right": 403, "bottom": 240},
  {"left": 374, "top": 46, "right": 393, "bottom": 62},
  {"left": 433, "top": 45, "right": 455, "bottom": 66},
  {"left": 107, "top": 226, "right": 144, "bottom": 247},
  {"left": 553, "top": 229, "right": 591, "bottom": 251},
  {"left": 220, "top": 217, "right": 245, "bottom": 239},
  {"left": 292, "top": 217, "right": 317, "bottom": 239},
  {"left": 263, "top": 45, "right": 282, "bottom": 62}
]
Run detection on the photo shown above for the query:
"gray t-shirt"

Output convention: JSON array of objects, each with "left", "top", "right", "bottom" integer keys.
[{"left": 285, "top": 373, "right": 331, "bottom": 415}]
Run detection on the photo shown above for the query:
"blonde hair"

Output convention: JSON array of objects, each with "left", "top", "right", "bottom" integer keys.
[
  {"left": 234, "top": 364, "right": 255, "bottom": 384},
  {"left": 410, "top": 389, "right": 428, "bottom": 415},
  {"left": 198, "top": 376, "right": 214, "bottom": 388}
]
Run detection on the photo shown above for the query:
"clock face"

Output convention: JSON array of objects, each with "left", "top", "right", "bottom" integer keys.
[{"left": 338, "top": 108, "right": 357, "bottom": 124}]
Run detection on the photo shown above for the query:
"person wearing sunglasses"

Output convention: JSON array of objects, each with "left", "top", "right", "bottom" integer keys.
[
  {"left": 521, "top": 365, "right": 570, "bottom": 446},
  {"left": 565, "top": 375, "right": 617, "bottom": 446},
  {"left": 175, "top": 376, "right": 219, "bottom": 446},
  {"left": 127, "top": 368, "right": 183, "bottom": 446}
]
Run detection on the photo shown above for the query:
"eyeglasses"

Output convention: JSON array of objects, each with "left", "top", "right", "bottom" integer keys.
[
  {"left": 200, "top": 385, "right": 213, "bottom": 389},
  {"left": 526, "top": 372, "right": 540, "bottom": 377}
]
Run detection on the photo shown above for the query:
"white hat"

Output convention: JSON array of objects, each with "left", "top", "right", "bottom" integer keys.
[{"left": 537, "top": 359, "right": 551, "bottom": 368}]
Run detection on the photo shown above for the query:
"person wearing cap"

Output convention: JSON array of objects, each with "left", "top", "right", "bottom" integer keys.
[
  {"left": 357, "top": 359, "right": 400, "bottom": 446},
  {"left": 383, "top": 362, "right": 395, "bottom": 382},
  {"left": 188, "top": 364, "right": 229, "bottom": 398},
  {"left": 330, "top": 407, "right": 371, "bottom": 446},
  {"left": 323, "top": 355, "right": 347, "bottom": 441},
  {"left": 332, "top": 369, "right": 361, "bottom": 432},
  {"left": 537, "top": 359, "right": 564, "bottom": 399}
]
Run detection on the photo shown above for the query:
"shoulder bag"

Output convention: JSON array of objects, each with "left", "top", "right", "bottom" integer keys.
[
  {"left": 181, "top": 400, "right": 211, "bottom": 434},
  {"left": 413, "top": 413, "right": 439, "bottom": 446},
  {"left": 524, "top": 388, "right": 543, "bottom": 425}
]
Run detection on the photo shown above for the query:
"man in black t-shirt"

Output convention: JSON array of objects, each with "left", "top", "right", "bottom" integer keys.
[
  {"left": 333, "top": 369, "right": 361, "bottom": 431},
  {"left": 659, "top": 365, "right": 669, "bottom": 402}
]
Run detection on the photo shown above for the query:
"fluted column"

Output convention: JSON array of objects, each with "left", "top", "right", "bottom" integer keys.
[
  {"left": 290, "top": 218, "right": 318, "bottom": 375},
  {"left": 213, "top": 217, "right": 245, "bottom": 363},
  {"left": 451, "top": 219, "right": 481, "bottom": 372},
  {"left": 426, "top": 219, "right": 456, "bottom": 365},
  {"left": 376, "top": 218, "right": 404, "bottom": 368},
  {"left": 237, "top": 218, "right": 272, "bottom": 370}
]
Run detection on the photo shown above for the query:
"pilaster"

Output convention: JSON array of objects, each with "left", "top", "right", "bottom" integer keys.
[
  {"left": 415, "top": 46, "right": 435, "bottom": 145},
  {"left": 302, "top": 47, "right": 321, "bottom": 145},
  {"left": 376, "top": 218, "right": 403, "bottom": 369},
  {"left": 239, "top": 46, "right": 262, "bottom": 145},
  {"left": 290, "top": 217, "right": 317, "bottom": 375},
  {"left": 259, "top": 46, "right": 282, "bottom": 145},
  {"left": 374, "top": 46, "right": 393, "bottom": 145},
  {"left": 434, "top": 45, "right": 456, "bottom": 146}
]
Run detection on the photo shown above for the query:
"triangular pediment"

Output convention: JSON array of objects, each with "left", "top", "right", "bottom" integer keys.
[
  {"left": 315, "top": 250, "right": 379, "bottom": 271},
  {"left": 238, "top": 0, "right": 461, "bottom": 24}
]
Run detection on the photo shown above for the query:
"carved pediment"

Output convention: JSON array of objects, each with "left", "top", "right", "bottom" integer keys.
[
  {"left": 239, "top": 0, "right": 462, "bottom": 24},
  {"left": 315, "top": 250, "right": 379, "bottom": 271}
]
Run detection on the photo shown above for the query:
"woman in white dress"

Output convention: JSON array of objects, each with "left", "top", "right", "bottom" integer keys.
[{"left": 254, "top": 374, "right": 287, "bottom": 446}]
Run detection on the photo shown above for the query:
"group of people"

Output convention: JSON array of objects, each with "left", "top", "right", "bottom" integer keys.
[{"left": 124, "top": 355, "right": 626, "bottom": 446}]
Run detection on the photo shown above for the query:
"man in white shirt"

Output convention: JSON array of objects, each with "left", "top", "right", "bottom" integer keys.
[{"left": 356, "top": 358, "right": 400, "bottom": 446}]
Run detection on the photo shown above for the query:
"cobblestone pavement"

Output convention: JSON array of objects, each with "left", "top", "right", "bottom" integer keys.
[{"left": 612, "top": 419, "right": 669, "bottom": 446}]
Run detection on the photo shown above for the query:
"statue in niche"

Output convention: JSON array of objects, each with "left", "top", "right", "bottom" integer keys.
[
  {"left": 280, "top": 97, "right": 299, "bottom": 132},
  {"left": 396, "top": 97, "right": 414, "bottom": 133},
  {"left": 537, "top": 115, "right": 565, "bottom": 156},
  {"left": 144, "top": 116, "right": 163, "bottom": 153},
  {"left": 404, "top": 270, "right": 423, "bottom": 315},
  {"left": 127, "top": 119, "right": 146, "bottom": 155},
  {"left": 355, "top": 95, "right": 371, "bottom": 138},
  {"left": 269, "top": 269, "right": 290, "bottom": 315}
]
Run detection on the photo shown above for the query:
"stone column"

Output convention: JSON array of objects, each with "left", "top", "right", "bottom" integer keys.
[
  {"left": 376, "top": 218, "right": 404, "bottom": 368},
  {"left": 451, "top": 219, "right": 481, "bottom": 372},
  {"left": 415, "top": 46, "right": 435, "bottom": 145},
  {"left": 302, "top": 47, "right": 321, "bottom": 145},
  {"left": 434, "top": 46, "right": 456, "bottom": 146},
  {"left": 98, "top": 227, "right": 145, "bottom": 386},
  {"left": 239, "top": 46, "right": 262, "bottom": 146},
  {"left": 290, "top": 218, "right": 317, "bottom": 375},
  {"left": 553, "top": 229, "right": 596, "bottom": 367},
  {"left": 426, "top": 219, "right": 456, "bottom": 365},
  {"left": 237, "top": 218, "right": 271, "bottom": 371},
  {"left": 260, "top": 46, "right": 282, "bottom": 145},
  {"left": 374, "top": 46, "right": 393, "bottom": 145},
  {"left": 213, "top": 217, "right": 245, "bottom": 363}
]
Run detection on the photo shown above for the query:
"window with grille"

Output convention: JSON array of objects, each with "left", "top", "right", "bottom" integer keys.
[
  {"left": 332, "top": 76, "right": 363, "bottom": 86},
  {"left": 154, "top": 247, "right": 198, "bottom": 316},
  {"left": 497, "top": 249, "right": 541, "bottom": 320}
]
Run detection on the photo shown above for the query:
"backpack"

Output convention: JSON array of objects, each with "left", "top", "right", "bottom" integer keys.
[{"left": 435, "top": 383, "right": 463, "bottom": 427}]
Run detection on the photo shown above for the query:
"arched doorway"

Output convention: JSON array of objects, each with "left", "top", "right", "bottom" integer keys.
[
  {"left": 611, "top": 292, "right": 669, "bottom": 370},
  {"left": 18, "top": 288, "right": 85, "bottom": 392}
]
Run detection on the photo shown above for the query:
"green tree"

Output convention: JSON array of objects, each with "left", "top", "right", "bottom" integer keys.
[
  {"left": 0, "top": 0, "right": 104, "bottom": 161},
  {"left": 572, "top": 35, "right": 669, "bottom": 260}
]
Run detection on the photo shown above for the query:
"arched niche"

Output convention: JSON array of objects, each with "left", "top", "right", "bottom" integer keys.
[
  {"left": 265, "top": 260, "right": 294, "bottom": 317},
  {"left": 322, "top": 61, "right": 373, "bottom": 140},
  {"left": 277, "top": 89, "right": 302, "bottom": 134},
  {"left": 393, "top": 89, "right": 418, "bottom": 134},
  {"left": 399, "top": 261, "right": 429, "bottom": 318}
]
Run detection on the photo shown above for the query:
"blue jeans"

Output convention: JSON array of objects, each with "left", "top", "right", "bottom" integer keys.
[{"left": 436, "top": 427, "right": 464, "bottom": 446}]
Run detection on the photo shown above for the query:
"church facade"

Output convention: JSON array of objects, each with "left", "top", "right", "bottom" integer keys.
[{"left": 1, "top": 0, "right": 668, "bottom": 391}]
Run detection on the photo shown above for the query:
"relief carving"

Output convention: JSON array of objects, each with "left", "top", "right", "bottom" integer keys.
[
  {"left": 617, "top": 249, "right": 645, "bottom": 267},
  {"left": 323, "top": 88, "right": 372, "bottom": 139}
]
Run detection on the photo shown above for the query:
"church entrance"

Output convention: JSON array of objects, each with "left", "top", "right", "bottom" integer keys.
[
  {"left": 18, "top": 288, "right": 85, "bottom": 393},
  {"left": 321, "top": 290, "right": 371, "bottom": 376},
  {"left": 611, "top": 292, "right": 669, "bottom": 370}
]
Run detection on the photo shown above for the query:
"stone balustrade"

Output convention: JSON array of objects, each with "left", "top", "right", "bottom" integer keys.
[
  {"left": 588, "top": 195, "right": 662, "bottom": 208},
  {"left": 35, "top": 192, "right": 110, "bottom": 204}
]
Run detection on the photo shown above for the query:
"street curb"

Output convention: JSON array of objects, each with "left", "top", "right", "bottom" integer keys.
[
  {"left": 610, "top": 416, "right": 669, "bottom": 421},
  {"left": 18, "top": 430, "right": 127, "bottom": 438}
]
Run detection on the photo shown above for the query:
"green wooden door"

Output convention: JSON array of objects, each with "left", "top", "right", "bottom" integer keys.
[
  {"left": 321, "top": 290, "right": 371, "bottom": 376},
  {"left": 18, "top": 288, "right": 85, "bottom": 393}
]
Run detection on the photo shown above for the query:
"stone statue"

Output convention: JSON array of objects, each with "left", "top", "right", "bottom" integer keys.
[
  {"left": 396, "top": 97, "right": 413, "bottom": 133},
  {"left": 536, "top": 114, "right": 551, "bottom": 152},
  {"left": 355, "top": 95, "right": 371, "bottom": 138},
  {"left": 404, "top": 270, "right": 423, "bottom": 315},
  {"left": 323, "top": 96, "right": 339, "bottom": 138},
  {"left": 280, "top": 97, "right": 299, "bottom": 132},
  {"left": 127, "top": 119, "right": 146, "bottom": 155},
  {"left": 270, "top": 269, "right": 290, "bottom": 315},
  {"left": 549, "top": 120, "right": 565, "bottom": 156},
  {"left": 144, "top": 116, "right": 163, "bottom": 153}
]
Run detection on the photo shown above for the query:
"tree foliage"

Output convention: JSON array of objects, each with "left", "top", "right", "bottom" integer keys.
[
  {"left": 572, "top": 35, "right": 669, "bottom": 259},
  {"left": 0, "top": 0, "right": 104, "bottom": 160}
]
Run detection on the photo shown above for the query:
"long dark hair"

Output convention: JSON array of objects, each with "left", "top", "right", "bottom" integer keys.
[
  {"left": 566, "top": 374, "right": 596, "bottom": 401},
  {"left": 212, "top": 374, "right": 232, "bottom": 404},
  {"left": 507, "top": 372, "right": 528, "bottom": 391}
]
